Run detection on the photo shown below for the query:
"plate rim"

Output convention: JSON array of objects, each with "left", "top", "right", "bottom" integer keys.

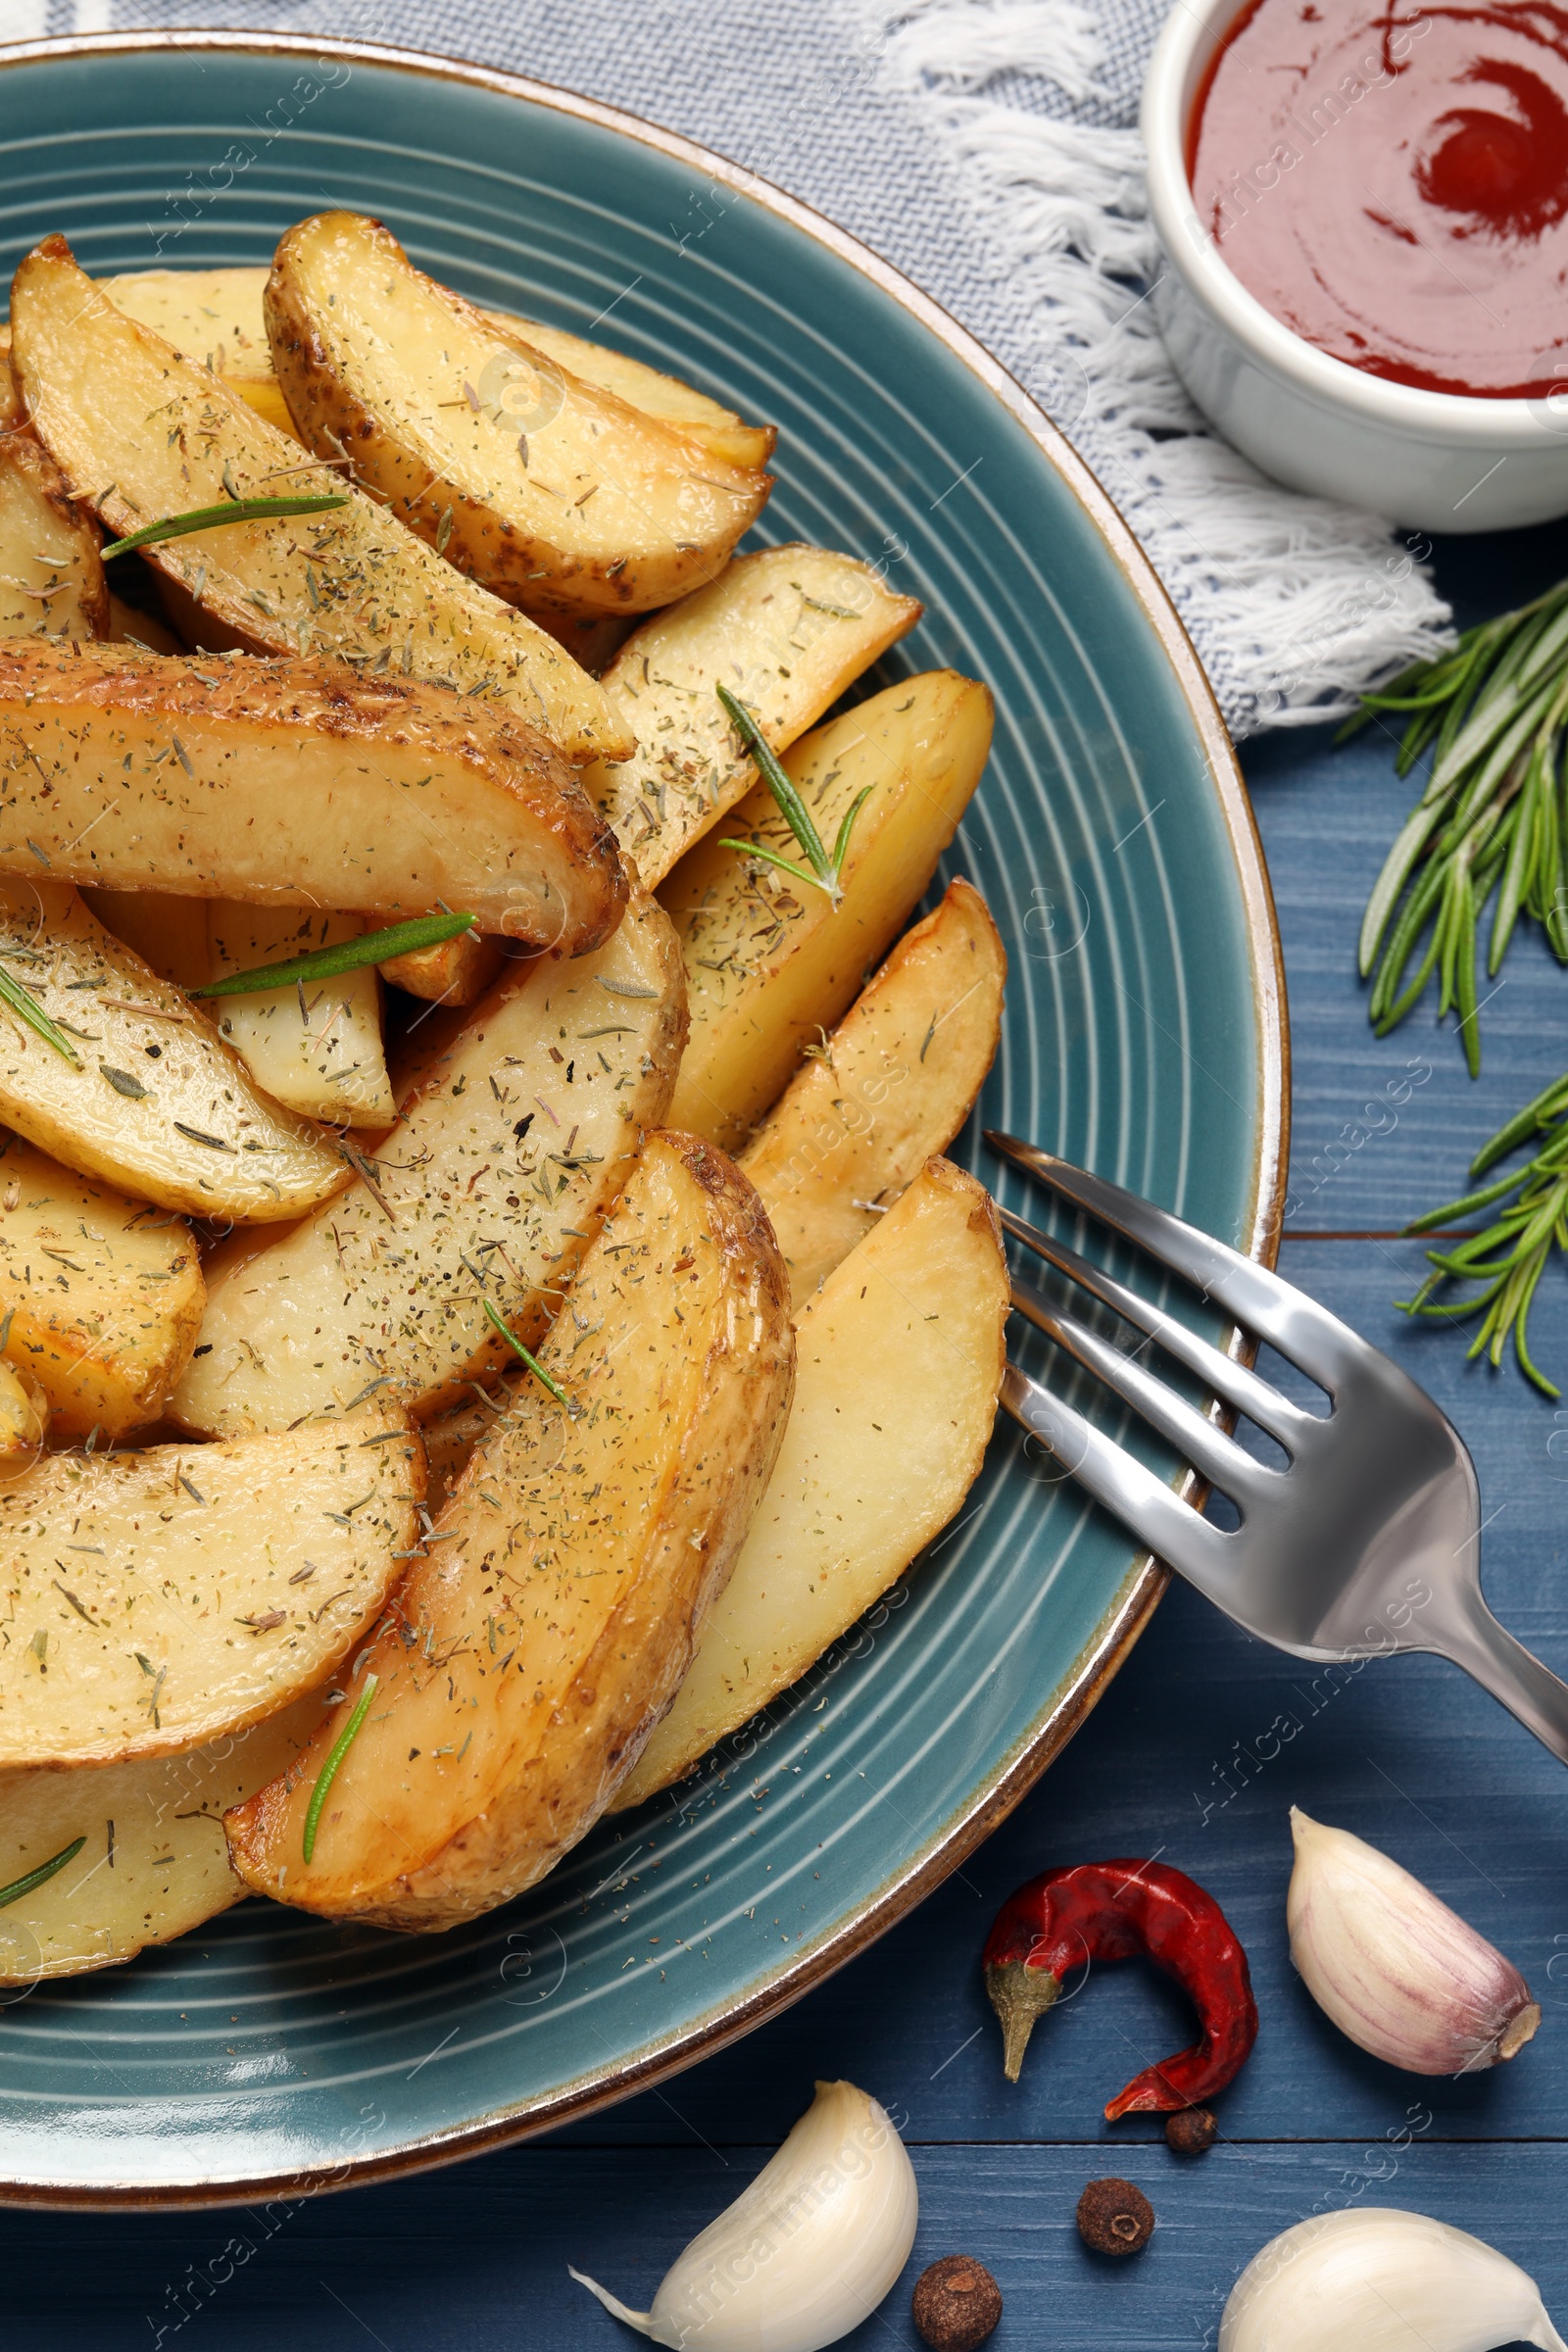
[{"left": 0, "top": 26, "right": 1290, "bottom": 2206}]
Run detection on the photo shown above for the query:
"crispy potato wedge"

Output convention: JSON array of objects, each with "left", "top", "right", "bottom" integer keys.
[
  {"left": 227, "top": 1131, "right": 795, "bottom": 1929},
  {"left": 172, "top": 888, "right": 686, "bottom": 1437},
  {"left": 618, "top": 1158, "right": 1006, "bottom": 1804},
  {"left": 0, "top": 1358, "right": 45, "bottom": 1477},
  {"left": 0, "top": 355, "right": 22, "bottom": 434},
  {"left": 585, "top": 547, "right": 922, "bottom": 887},
  {"left": 0, "top": 879, "right": 348, "bottom": 1222},
  {"left": 73, "top": 263, "right": 771, "bottom": 471},
  {"left": 106, "top": 591, "right": 183, "bottom": 654},
  {"left": 482, "top": 308, "right": 775, "bottom": 471},
  {"left": 80, "top": 887, "right": 212, "bottom": 991},
  {"left": 267, "top": 214, "right": 771, "bottom": 620},
  {"left": 97, "top": 267, "right": 302, "bottom": 440},
  {"left": 0, "top": 1131, "right": 204, "bottom": 1437},
  {"left": 207, "top": 904, "right": 394, "bottom": 1127},
  {"left": 740, "top": 879, "right": 1005, "bottom": 1306},
  {"left": 662, "top": 670, "right": 994, "bottom": 1151},
  {"left": 0, "top": 640, "right": 626, "bottom": 949},
  {"left": 0, "top": 431, "right": 106, "bottom": 642},
  {"left": 378, "top": 929, "right": 506, "bottom": 1008},
  {"left": 12, "top": 238, "right": 631, "bottom": 763},
  {"left": 0, "top": 1401, "right": 422, "bottom": 1768},
  {"left": 0, "top": 1688, "right": 327, "bottom": 1983},
  {"left": 419, "top": 1377, "right": 514, "bottom": 1513}
]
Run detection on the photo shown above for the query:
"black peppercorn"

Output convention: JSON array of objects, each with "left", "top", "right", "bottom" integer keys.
[
  {"left": 1165, "top": 2105, "right": 1218, "bottom": 2155},
  {"left": 911, "top": 2254, "right": 1004, "bottom": 2351},
  {"left": 1076, "top": 2176, "right": 1155, "bottom": 2257}
]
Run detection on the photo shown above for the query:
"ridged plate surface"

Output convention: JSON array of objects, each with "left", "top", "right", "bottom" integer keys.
[{"left": 0, "top": 35, "right": 1285, "bottom": 2202}]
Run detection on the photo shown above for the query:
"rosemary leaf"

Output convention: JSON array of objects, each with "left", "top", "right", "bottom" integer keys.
[
  {"left": 0, "top": 1834, "right": 85, "bottom": 1910},
  {"left": 102, "top": 494, "right": 348, "bottom": 561},
  {"left": 303, "top": 1673, "right": 378, "bottom": 1864},
  {"left": 482, "top": 1297, "right": 572, "bottom": 1408},
  {"left": 193, "top": 910, "right": 475, "bottom": 1000},
  {"left": 0, "top": 964, "right": 82, "bottom": 1065},
  {"left": 1400, "top": 1072, "right": 1568, "bottom": 1396},
  {"left": 714, "top": 683, "right": 872, "bottom": 904},
  {"left": 1352, "top": 576, "right": 1568, "bottom": 1066}
]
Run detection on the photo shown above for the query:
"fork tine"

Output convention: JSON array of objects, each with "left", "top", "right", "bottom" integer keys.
[
  {"left": 1010, "top": 1275, "right": 1279, "bottom": 1504},
  {"left": 998, "top": 1203, "right": 1310, "bottom": 1448},
  {"left": 987, "top": 1134, "right": 1362, "bottom": 1390},
  {"left": 1002, "top": 1359, "right": 1233, "bottom": 1593}
]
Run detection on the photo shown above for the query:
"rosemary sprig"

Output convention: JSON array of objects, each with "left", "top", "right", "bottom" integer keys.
[
  {"left": 303, "top": 1671, "right": 378, "bottom": 1864},
  {"left": 101, "top": 494, "right": 348, "bottom": 561},
  {"left": 0, "top": 962, "right": 81, "bottom": 1064},
  {"left": 1400, "top": 1070, "right": 1568, "bottom": 1396},
  {"left": 192, "top": 910, "right": 475, "bottom": 1000},
  {"left": 482, "top": 1297, "right": 572, "bottom": 1409},
  {"left": 0, "top": 1834, "right": 85, "bottom": 1910},
  {"left": 714, "top": 682, "right": 872, "bottom": 905},
  {"left": 1348, "top": 579, "right": 1568, "bottom": 1075}
]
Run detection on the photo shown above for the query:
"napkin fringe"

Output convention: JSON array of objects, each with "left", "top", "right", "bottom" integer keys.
[{"left": 876, "top": 0, "right": 1453, "bottom": 735}]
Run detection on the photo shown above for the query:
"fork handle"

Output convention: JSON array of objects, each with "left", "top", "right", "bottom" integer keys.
[{"left": 1435, "top": 1596, "right": 1568, "bottom": 1768}]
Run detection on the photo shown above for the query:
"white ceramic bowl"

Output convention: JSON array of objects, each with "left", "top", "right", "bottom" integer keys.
[{"left": 1142, "top": 0, "right": 1568, "bottom": 533}]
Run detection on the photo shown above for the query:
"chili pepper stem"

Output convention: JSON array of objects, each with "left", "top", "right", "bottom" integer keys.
[{"left": 984, "top": 1958, "right": 1063, "bottom": 2082}]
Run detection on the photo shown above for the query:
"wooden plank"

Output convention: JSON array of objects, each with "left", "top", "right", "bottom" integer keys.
[
  {"left": 0, "top": 2138, "right": 1559, "bottom": 2349},
  {"left": 1246, "top": 724, "right": 1568, "bottom": 1234}
]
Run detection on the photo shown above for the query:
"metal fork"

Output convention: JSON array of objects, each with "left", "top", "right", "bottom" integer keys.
[{"left": 990, "top": 1131, "right": 1568, "bottom": 1767}]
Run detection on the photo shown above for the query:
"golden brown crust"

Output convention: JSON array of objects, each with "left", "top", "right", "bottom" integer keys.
[
  {"left": 224, "top": 1129, "right": 794, "bottom": 1928},
  {"left": 0, "top": 435, "right": 108, "bottom": 637},
  {"left": 265, "top": 213, "right": 771, "bottom": 619},
  {"left": 12, "top": 235, "right": 635, "bottom": 763},
  {"left": 0, "top": 638, "right": 629, "bottom": 952}
]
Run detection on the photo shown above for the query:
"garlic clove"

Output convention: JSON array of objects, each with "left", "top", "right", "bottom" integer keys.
[
  {"left": 1219, "top": 2207, "right": 1567, "bottom": 2352},
  {"left": 571, "top": 2079, "right": 918, "bottom": 2352},
  {"left": 1287, "top": 1806, "right": 1540, "bottom": 2075}
]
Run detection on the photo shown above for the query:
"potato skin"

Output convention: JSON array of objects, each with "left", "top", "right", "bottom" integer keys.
[
  {"left": 266, "top": 213, "right": 771, "bottom": 618},
  {"left": 0, "top": 639, "right": 628, "bottom": 952},
  {"left": 0, "top": 433, "right": 107, "bottom": 642},
  {"left": 225, "top": 1131, "right": 795, "bottom": 1929},
  {"left": 13, "top": 235, "right": 633, "bottom": 764}
]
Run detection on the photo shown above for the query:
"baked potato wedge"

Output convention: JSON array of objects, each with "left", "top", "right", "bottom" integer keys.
[
  {"left": 0, "top": 641, "right": 625, "bottom": 949},
  {"left": 0, "top": 880, "right": 349, "bottom": 1222},
  {"left": 172, "top": 887, "right": 686, "bottom": 1437},
  {"left": 97, "top": 266, "right": 301, "bottom": 440},
  {"left": 226, "top": 1130, "right": 795, "bottom": 1929},
  {"left": 0, "top": 1130, "right": 204, "bottom": 1437},
  {"left": 0, "top": 1358, "right": 45, "bottom": 1478},
  {"left": 378, "top": 929, "right": 507, "bottom": 1009},
  {"left": 740, "top": 879, "right": 1005, "bottom": 1306},
  {"left": 485, "top": 310, "right": 774, "bottom": 472},
  {"left": 11, "top": 237, "right": 631, "bottom": 763},
  {"left": 0, "top": 1687, "right": 327, "bottom": 1984},
  {"left": 420, "top": 1376, "right": 514, "bottom": 1513},
  {"left": 618, "top": 1157, "right": 1006, "bottom": 1805},
  {"left": 74, "top": 263, "right": 772, "bottom": 471},
  {"left": 662, "top": 670, "right": 994, "bottom": 1150},
  {"left": 0, "top": 431, "right": 106, "bottom": 642},
  {"left": 586, "top": 546, "right": 922, "bottom": 886},
  {"left": 80, "top": 888, "right": 212, "bottom": 991},
  {"left": 106, "top": 592, "right": 183, "bottom": 655},
  {"left": 207, "top": 904, "right": 394, "bottom": 1128},
  {"left": 266, "top": 213, "right": 772, "bottom": 619},
  {"left": 0, "top": 1400, "right": 422, "bottom": 1768}
]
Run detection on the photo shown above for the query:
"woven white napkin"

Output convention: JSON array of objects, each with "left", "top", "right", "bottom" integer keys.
[{"left": 21, "top": 0, "right": 1454, "bottom": 735}]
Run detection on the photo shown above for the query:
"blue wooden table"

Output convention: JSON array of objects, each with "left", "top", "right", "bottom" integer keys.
[{"left": 5, "top": 526, "right": 1566, "bottom": 2347}]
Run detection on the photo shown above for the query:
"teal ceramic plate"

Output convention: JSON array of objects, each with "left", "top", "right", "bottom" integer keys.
[{"left": 0, "top": 33, "right": 1286, "bottom": 2203}]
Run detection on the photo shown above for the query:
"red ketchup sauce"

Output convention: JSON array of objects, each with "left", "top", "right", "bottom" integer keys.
[{"left": 1188, "top": 0, "right": 1568, "bottom": 398}]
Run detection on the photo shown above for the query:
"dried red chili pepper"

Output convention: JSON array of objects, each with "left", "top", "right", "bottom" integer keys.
[{"left": 983, "top": 1859, "right": 1257, "bottom": 2118}]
